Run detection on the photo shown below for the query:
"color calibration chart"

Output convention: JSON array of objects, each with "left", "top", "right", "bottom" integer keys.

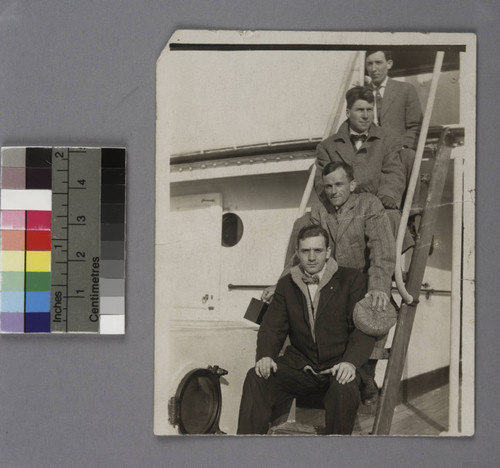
[{"left": 0, "top": 147, "right": 126, "bottom": 334}]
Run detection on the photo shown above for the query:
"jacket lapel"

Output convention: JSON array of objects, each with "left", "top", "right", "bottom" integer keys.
[
  {"left": 334, "top": 121, "right": 356, "bottom": 165},
  {"left": 290, "top": 266, "right": 314, "bottom": 335},
  {"left": 381, "top": 78, "right": 396, "bottom": 120},
  {"left": 335, "top": 139, "right": 355, "bottom": 166},
  {"left": 314, "top": 258, "right": 339, "bottom": 321},
  {"left": 335, "top": 193, "right": 358, "bottom": 241},
  {"left": 315, "top": 277, "right": 340, "bottom": 321}
]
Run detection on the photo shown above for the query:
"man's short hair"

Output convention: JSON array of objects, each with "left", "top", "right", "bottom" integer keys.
[
  {"left": 366, "top": 50, "right": 393, "bottom": 62},
  {"left": 322, "top": 161, "right": 354, "bottom": 181},
  {"left": 296, "top": 225, "right": 329, "bottom": 249},
  {"left": 346, "top": 86, "right": 374, "bottom": 109}
]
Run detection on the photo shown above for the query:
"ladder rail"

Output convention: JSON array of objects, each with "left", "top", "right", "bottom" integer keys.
[
  {"left": 372, "top": 128, "right": 456, "bottom": 435},
  {"left": 394, "top": 51, "right": 444, "bottom": 304},
  {"left": 297, "top": 51, "right": 363, "bottom": 218}
]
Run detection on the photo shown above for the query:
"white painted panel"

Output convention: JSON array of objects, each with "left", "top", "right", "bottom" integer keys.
[
  {"left": 220, "top": 208, "right": 298, "bottom": 321},
  {"left": 157, "top": 321, "right": 257, "bottom": 435},
  {"left": 164, "top": 194, "right": 222, "bottom": 320}
]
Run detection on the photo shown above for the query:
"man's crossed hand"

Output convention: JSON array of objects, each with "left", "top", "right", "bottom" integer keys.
[
  {"left": 255, "top": 357, "right": 356, "bottom": 385},
  {"left": 255, "top": 357, "right": 278, "bottom": 379},
  {"left": 319, "top": 362, "right": 356, "bottom": 384}
]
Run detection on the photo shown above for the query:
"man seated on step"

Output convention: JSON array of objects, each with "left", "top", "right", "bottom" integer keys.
[
  {"left": 237, "top": 225, "right": 375, "bottom": 435},
  {"left": 314, "top": 86, "right": 406, "bottom": 236},
  {"left": 262, "top": 161, "right": 396, "bottom": 405}
]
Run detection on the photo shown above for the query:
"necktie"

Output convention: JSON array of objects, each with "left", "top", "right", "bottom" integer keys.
[
  {"left": 375, "top": 88, "right": 383, "bottom": 124},
  {"left": 302, "top": 274, "right": 320, "bottom": 285},
  {"left": 350, "top": 133, "right": 367, "bottom": 148}
]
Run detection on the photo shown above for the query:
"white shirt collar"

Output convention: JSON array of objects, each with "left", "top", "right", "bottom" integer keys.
[
  {"left": 373, "top": 76, "right": 389, "bottom": 97},
  {"left": 373, "top": 75, "right": 389, "bottom": 89}
]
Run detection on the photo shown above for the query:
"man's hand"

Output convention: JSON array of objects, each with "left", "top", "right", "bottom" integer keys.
[
  {"left": 365, "top": 290, "right": 389, "bottom": 313},
  {"left": 255, "top": 357, "right": 278, "bottom": 379},
  {"left": 379, "top": 195, "right": 398, "bottom": 210},
  {"left": 261, "top": 285, "right": 276, "bottom": 303},
  {"left": 320, "top": 362, "right": 356, "bottom": 385}
]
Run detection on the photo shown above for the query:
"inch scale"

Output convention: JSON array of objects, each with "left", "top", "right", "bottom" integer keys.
[{"left": 50, "top": 148, "right": 101, "bottom": 333}]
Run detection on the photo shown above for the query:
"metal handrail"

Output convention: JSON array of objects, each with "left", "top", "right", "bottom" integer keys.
[
  {"left": 394, "top": 51, "right": 445, "bottom": 304},
  {"left": 297, "top": 51, "right": 363, "bottom": 217}
]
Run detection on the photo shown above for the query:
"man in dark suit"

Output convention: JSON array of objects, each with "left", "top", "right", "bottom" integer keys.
[
  {"left": 365, "top": 50, "right": 423, "bottom": 185},
  {"left": 314, "top": 86, "right": 406, "bottom": 216},
  {"left": 272, "top": 162, "right": 395, "bottom": 405},
  {"left": 238, "top": 225, "right": 375, "bottom": 435},
  {"left": 286, "top": 162, "right": 395, "bottom": 313}
]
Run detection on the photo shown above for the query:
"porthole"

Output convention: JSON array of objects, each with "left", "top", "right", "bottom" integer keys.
[
  {"left": 221, "top": 212, "right": 244, "bottom": 247},
  {"left": 169, "top": 366, "right": 227, "bottom": 434}
]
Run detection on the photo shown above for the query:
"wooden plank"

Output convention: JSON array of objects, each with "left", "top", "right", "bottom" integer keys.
[{"left": 372, "top": 129, "right": 454, "bottom": 435}]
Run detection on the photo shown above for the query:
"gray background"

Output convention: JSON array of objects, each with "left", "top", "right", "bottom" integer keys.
[{"left": 0, "top": 0, "right": 495, "bottom": 466}]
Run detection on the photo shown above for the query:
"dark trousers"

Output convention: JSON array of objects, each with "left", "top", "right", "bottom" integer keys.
[{"left": 237, "top": 362, "right": 361, "bottom": 435}]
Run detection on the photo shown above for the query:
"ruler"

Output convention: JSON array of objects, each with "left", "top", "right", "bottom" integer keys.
[{"left": 51, "top": 148, "right": 101, "bottom": 332}]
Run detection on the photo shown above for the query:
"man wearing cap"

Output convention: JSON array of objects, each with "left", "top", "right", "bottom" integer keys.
[{"left": 237, "top": 225, "right": 377, "bottom": 435}]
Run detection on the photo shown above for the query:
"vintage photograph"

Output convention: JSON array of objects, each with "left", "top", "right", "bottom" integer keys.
[{"left": 154, "top": 30, "right": 475, "bottom": 436}]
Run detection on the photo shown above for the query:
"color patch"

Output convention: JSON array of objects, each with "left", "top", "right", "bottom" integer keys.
[
  {"left": 26, "top": 147, "right": 52, "bottom": 167},
  {"left": 100, "top": 296, "right": 125, "bottom": 314},
  {"left": 25, "top": 313, "right": 50, "bottom": 333},
  {"left": 101, "top": 204, "right": 125, "bottom": 223},
  {"left": 1, "top": 147, "right": 25, "bottom": 167},
  {"left": 26, "top": 291, "right": 51, "bottom": 312},
  {"left": 26, "top": 211, "right": 51, "bottom": 230},
  {"left": 101, "top": 224, "right": 125, "bottom": 241},
  {"left": 101, "top": 260, "right": 125, "bottom": 279},
  {"left": 0, "top": 312, "right": 24, "bottom": 332},
  {"left": 26, "top": 231, "right": 51, "bottom": 251},
  {"left": 100, "top": 315, "right": 125, "bottom": 334},
  {"left": 26, "top": 168, "right": 52, "bottom": 189},
  {"left": 1, "top": 189, "right": 51, "bottom": 211},
  {"left": 1, "top": 211, "right": 25, "bottom": 230},
  {"left": 1, "top": 291, "right": 25, "bottom": 312},
  {"left": 1, "top": 230, "right": 25, "bottom": 250},
  {"left": 26, "top": 251, "right": 51, "bottom": 272},
  {"left": 101, "top": 168, "right": 125, "bottom": 184},
  {"left": 25, "top": 272, "right": 51, "bottom": 291},
  {"left": 1, "top": 251, "right": 25, "bottom": 271},
  {"left": 101, "top": 185, "right": 125, "bottom": 203},
  {"left": 101, "top": 148, "right": 126, "bottom": 167},
  {"left": 101, "top": 278, "right": 125, "bottom": 296},
  {"left": 1, "top": 272, "right": 25, "bottom": 291},
  {"left": 101, "top": 241, "right": 125, "bottom": 260},
  {"left": 1, "top": 167, "right": 25, "bottom": 189}
]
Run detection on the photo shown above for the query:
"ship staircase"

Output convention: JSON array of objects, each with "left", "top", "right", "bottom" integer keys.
[{"left": 271, "top": 51, "right": 466, "bottom": 435}]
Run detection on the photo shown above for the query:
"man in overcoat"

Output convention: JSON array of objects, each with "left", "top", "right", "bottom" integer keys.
[
  {"left": 238, "top": 225, "right": 375, "bottom": 435},
  {"left": 264, "top": 162, "right": 396, "bottom": 405},
  {"left": 314, "top": 86, "right": 406, "bottom": 214}
]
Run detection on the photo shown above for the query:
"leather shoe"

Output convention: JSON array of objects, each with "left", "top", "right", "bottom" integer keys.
[{"left": 361, "top": 377, "right": 379, "bottom": 406}]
